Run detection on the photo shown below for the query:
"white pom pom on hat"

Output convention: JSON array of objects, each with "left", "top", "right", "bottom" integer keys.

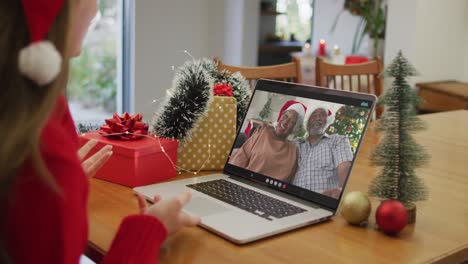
[
  {"left": 285, "top": 103, "right": 306, "bottom": 119},
  {"left": 18, "top": 0, "right": 65, "bottom": 86},
  {"left": 277, "top": 100, "right": 307, "bottom": 121},
  {"left": 19, "top": 41, "right": 62, "bottom": 86}
]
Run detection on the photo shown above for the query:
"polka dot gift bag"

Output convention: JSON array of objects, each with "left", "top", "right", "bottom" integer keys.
[{"left": 177, "top": 95, "right": 237, "bottom": 171}]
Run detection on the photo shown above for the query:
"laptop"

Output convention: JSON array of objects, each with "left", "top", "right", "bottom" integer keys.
[{"left": 134, "top": 79, "right": 376, "bottom": 244}]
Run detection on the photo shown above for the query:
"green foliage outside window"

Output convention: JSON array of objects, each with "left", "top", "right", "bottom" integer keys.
[
  {"left": 275, "top": 0, "right": 313, "bottom": 42},
  {"left": 68, "top": 0, "right": 118, "bottom": 113},
  {"left": 68, "top": 41, "right": 117, "bottom": 112}
]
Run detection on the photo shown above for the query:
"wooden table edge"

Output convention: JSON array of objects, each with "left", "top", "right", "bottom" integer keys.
[{"left": 429, "top": 242, "right": 468, "bottom": 264}]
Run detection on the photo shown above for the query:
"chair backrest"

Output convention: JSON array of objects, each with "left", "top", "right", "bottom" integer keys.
[
  {"left": 215, "top": 57, "right": 302, "bottom": 90},
  {"left": 315, "top": 56, "right": 383, "bottom": 117}
]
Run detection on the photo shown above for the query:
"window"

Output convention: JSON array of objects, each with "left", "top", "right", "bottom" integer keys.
[
  {"left": 69, "top": 0, "right": 133, "bottom": 129},
  {"left": 276, "top": 0, "right": 313, "bottom": 42}
]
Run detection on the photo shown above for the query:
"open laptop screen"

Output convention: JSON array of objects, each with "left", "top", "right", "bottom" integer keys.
[{"left": 224, "top": 80, "right": 376, "bottom": 210}]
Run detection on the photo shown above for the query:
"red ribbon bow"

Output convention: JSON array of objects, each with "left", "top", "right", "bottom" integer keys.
[
  {"left": 99, "top": 112, "right": 149, "bottom": 140},
  {"left": 213, "top": 82, "right": 233, "bottom": 96}
]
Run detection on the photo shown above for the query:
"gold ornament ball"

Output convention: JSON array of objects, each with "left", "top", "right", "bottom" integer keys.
[{"left": 341, "top": 191, "right": 371, "bottom": 225}]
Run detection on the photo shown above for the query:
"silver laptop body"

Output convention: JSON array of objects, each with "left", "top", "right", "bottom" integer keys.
[{"left": 135, "top": 80, "right": 376, "bottom": 244}]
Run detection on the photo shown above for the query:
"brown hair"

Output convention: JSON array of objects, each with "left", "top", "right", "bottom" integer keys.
[
  {"left": 0, "top": 0, "right": 72, "bottom": 261},
  {"left": 0, "top": 0, "right": 72, "bottom": 192}
]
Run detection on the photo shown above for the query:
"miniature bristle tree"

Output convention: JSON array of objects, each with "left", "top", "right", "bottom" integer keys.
[{"left": 368, "top": 51, "right": 429, "bottom": 209}]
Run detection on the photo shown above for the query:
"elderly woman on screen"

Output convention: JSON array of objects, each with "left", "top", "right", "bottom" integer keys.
[{"left": 229, "top": 100, "right": 306, "bottom": 182}]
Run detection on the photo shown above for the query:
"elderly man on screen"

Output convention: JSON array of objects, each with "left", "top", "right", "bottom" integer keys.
[{"left": 292, "top": 106, "right": 353, "bottom": 199}]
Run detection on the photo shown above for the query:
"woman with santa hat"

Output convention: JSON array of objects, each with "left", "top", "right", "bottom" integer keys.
[
  {"left": 229, "top": 100, "right": 306, "bottom": 182},
  {"left": 0, "top": 0, "right": 199, "bottom": 263}
]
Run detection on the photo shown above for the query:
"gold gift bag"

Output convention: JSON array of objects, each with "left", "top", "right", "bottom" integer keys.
[{"left": 177, "top": 96, "right": 237, "bottom": 170}]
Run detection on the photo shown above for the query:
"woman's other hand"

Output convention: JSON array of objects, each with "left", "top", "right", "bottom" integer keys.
[
  {"left": 137, "top": 191, "right": 201, "bottom": 235},
  {"left": 78, "top": 139, "right": 113, "bottom": 177}
]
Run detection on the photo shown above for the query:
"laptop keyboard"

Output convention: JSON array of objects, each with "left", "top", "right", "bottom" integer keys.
[{"left": 186, "top": 179, "right": 307, "bottom": 221}]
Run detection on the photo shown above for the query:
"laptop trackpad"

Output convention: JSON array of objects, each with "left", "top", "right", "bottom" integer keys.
[{"left": 184, "top": 196, "right": 232, "bottom": 217}]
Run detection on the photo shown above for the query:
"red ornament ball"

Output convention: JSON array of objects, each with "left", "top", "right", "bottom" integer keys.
[{"left": 375, "top": 200, "right": 408, "bottom": 235}]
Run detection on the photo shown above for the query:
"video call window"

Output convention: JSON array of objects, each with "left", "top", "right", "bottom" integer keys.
[{"left": 228, "top": 90, "right": 370, "bottom": 199}]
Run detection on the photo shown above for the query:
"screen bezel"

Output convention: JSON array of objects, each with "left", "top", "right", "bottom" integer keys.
[{"left": 223, "top": 79, "right": 377, "bottom": 211}]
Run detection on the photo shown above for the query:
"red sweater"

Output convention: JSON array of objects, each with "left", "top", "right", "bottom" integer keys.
[{"left": 4, "top": 96, "right": 167, "bottom": 263}]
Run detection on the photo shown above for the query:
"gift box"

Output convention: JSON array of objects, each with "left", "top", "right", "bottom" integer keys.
[
  {"left": 80, "top": 131, "right": 178, "bottom": 187},
  {"left": 177, "top": 96, "right": 237, "bottom": 170}
]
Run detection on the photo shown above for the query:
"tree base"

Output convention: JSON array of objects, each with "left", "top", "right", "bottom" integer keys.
[{"left": 406, "top": 204, "right": 417, "bottom": 224}]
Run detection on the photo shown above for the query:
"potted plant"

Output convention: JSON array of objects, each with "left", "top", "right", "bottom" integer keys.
[{"left": 332, "top": 0, "right": 386, "bottom": 57}]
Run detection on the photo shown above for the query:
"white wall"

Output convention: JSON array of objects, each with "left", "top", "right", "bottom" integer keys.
[
  {"left": 413, "top": 0, "right": 465, "bottom": 82},
  {"left": 312, "top": 0, "right": 370, "bottom": 56},
  {"left": 223, "top": 0, "right": 260, "bottom": 66},
  {"left": 208, "top": 0, "right": 226, "bottom": 62},
  {"left": 383, "top": 0, "right": 418, "bottom": 66},
  {"left": 134, "top": 0, "right": 212, "bottom": 118},
  {"left": 385, "top": 0, "right": 468, "bottom": 84},
  {"left": 134, "top": 0, "right": 259, "bottom": 118},
  {"left": 242, "top": 0, "right": 260, "bottom": 66},
  {"left": 224, "top": 0, "right": 244, "bottom": 66}
]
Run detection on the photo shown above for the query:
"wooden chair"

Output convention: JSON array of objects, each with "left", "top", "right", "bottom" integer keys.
[
  {"left": 215, "top": 57, "right": 302, "bottom": 90},
  {"left": 315, "top": 56, "right": 383, "bottom": 118}
]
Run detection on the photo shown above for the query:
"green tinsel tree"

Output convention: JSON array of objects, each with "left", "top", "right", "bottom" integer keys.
[
  {"left": 326, "top": 105, "right": 370, "bottom": 152},
  {"left": 368, "top": 51, "right": 429, "bottom": 207},
  {"left": 151, "top": 59, "right": 251, "bottom": 141},
  {"left": 151, "top": 59, "right": 214, "bottom": 141},
  {"left": 258, "top": 96, "right": 273, "bottom": 121}
]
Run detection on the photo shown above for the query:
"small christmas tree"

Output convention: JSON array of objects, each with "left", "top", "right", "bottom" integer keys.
[
  {"left": 258, "top": 96, "right": 273, "bottom": 121},
  {"left": 368, "top": 51, "right": 429, "bottom": 207}
]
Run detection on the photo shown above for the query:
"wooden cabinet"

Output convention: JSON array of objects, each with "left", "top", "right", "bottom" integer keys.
[{"left": 417, "top": 81, "right": 468, "bottom": 112}]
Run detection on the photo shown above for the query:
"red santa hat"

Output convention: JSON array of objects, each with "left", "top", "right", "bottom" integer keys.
[
  {"left": 276, "top": 100, "right": 307, "bottom": 121},
  {"left": 303, "top": 106, "right": 335, "bottom": 131},
  {"left": 18, "top": 0, "right": 65, "bottom": 86},
  {"left": 244, "top": 100, "right": 306, "bottom": 138}
]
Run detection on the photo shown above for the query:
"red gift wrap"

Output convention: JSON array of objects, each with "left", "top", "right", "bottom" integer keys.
[{"left": 80, "top": 131, "right": 178, "bottom": 187}]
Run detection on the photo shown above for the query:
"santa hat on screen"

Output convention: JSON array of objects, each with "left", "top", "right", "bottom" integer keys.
[
  {"left": 303, "top": 106, "right": 335, "bottom": 131},
  {"left": 244, "top": 100, "right": 306, "bottom": 138},
  {"left": 276, "top": 100, "right": 306, "bottom": 122},
  {"left": 18, "top": 0, "right": 64, "bottom": 86}
]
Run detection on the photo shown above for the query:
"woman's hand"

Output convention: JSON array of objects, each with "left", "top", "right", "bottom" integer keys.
[
  {"left": 137, "top": 191, "right": 201, "bottom": 235},
  {"left": 78, "top": 139, "right": 113, "bottom": 177}
]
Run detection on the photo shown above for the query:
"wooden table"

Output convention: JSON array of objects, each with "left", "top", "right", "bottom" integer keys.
[
  {"left": 88, "top": 111, "right": 468, "bottom": 263},
  {"left": 417, "top": 81, "right": 468, "bottom": 112}
]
